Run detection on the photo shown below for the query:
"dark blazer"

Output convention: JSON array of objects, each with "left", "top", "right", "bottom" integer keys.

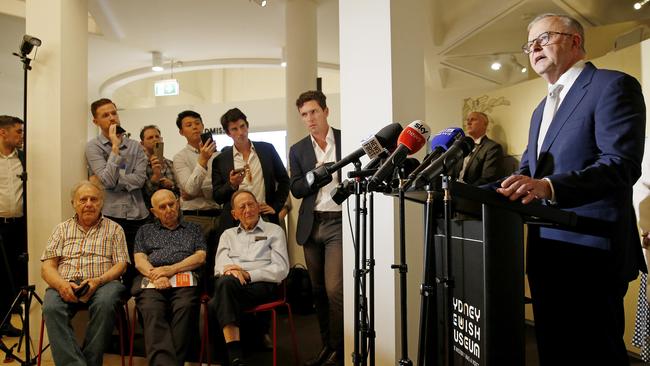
[
  {"left": 519, "top": 62, "right": 646, "bottom": 281},
  {"left": 450, "top": 135, "right": 503, "bottom": 186},
  {"left": 289, "top": 128, "right": 341, "bottom": 245},
  {"left": 212, "top": 141, "right": 290, "bottom": 229}
]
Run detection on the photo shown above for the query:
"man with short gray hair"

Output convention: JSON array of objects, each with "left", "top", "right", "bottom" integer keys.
[{"left": 41, "top": 180, "right": 129, "bottom": 366}]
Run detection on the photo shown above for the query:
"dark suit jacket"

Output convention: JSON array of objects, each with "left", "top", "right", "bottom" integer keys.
[
  {"left": 450, "top": 135, "right": 503, "bottom": 186},
  {"left": 212, "top": 141, "right": 290, "bottom": 230},
  {"left": 519, "top": 62, "right": 646, "bottom": 281},
  {"left": 289, "top": 128, "right": 341, "bottom": 245}
]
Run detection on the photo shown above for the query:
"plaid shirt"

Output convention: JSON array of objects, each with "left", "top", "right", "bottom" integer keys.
[{"left": 41, "top": 215, "right": 130, "bottom": 282}]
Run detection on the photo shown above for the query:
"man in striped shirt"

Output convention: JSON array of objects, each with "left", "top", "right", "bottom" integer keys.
[{"left": 41, "top": 180, "right": 130, "bottom": 366}]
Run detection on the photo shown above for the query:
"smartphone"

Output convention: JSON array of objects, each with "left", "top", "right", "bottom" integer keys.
[
  {"left": 74, "top": 283, "right": 90, "bottom": 298},
  {"left": 115, "top": 125, "right": 126, "bottom": 135},
  {"left": 153, "top": 141, "right": 164, "bottom": 161},
  {"left": 200, "top": 131, "right": 213, "bottom": 145}
]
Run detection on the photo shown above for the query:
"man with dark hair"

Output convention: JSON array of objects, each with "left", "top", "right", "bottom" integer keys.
[
  {"left": 85, "top": 98, "right": 148, "bottom": 287},
  {"left": 172, "top": 110, "right": 221, "bottom": 282},
  {"left": 0, "top": 115, "right": 25, "bottom": 337},
  {"left": 41, "top": 180, "right": 129, "bottom": 366},
  {"left": 450, "top": 111, "right": 503, "bottom": 186},
  {"left": 211, "top": 107, "right": 289, "bottom": 232},
  {"left": 139, "top": 125, "right": 178, "bottom": 208},
  {"left": 497, "top": 13, "right": 646, "bottom": 363},
  {"left": 289, "top": 90, "right": 343, "bottom": 366},
  {"left": 133, "top": 189, "right": 206, "bottom": 366},
  {"left": 209, "top": 189, "right": 289, "bottom": 366}
]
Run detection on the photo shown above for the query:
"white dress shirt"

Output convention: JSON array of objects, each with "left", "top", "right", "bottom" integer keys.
[
  {"left": 0, "top": 149, "right": 23, "bottom": 217},
  {"left": 173, "top": 144, "right": 220, "bottom": 211},
  {"left": 233, "top": 142, "right": 266, "bottom": 204},
  {"left": 311, "top": 127, "right": 341, "bottom": 212}
]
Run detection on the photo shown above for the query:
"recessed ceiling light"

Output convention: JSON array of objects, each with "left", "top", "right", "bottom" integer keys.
[{"left": 490, "top": 61, "right": 502, "bottom": 71}]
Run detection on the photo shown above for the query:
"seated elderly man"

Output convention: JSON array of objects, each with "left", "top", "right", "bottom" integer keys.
[
  {"left": 41, "top": 180, "right": 129, "bottom": 366},
  {"left": 133, "top": 189, "right": 206, "bottom": 366},
  {"left": 209, "top": 189, "right": 289, "bottom": 366}
]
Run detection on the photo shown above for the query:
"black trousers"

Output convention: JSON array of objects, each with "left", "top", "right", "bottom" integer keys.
[
  {"left": 209, "top": 276, "right": 276, "bottom": 329},
  {"left": 0, "top": 218, "right": 26, "bottom": 317},
  {"left": 135, "top": 285, "right": 200, "bottom": 366},
  {"left": 527, "top": 234, "right": 630, "bottom": 365}
]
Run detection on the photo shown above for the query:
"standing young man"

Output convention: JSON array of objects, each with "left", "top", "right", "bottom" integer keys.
[{"left": 289, "top": 90, "right": 342, "bottom": 366}]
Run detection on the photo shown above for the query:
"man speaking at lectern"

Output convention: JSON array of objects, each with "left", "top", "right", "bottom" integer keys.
[{"left": 496, "top": 13, "right": 646, "bottom": 364}]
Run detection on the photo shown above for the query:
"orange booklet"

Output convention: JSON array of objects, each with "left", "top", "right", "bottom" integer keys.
[{"left": 141, "top": 271, "right": 198, "bottom": 288}]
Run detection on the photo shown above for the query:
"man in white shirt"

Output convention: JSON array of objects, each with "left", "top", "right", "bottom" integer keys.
[
  {"left": 0, "top": 115, "right": 25, "bottom": 337},
  {"left": 289, "top": 90, "right": 343, "bottom": 366},
  {"left": 209, "top": 189, "right": 289, "bottom": 366},
  {"left": 172, "top": 110, "right": 221, "bottom": 281}
]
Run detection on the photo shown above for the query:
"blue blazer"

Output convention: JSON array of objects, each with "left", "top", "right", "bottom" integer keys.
[{"left": 519, "top": 62, "right": 646, "bottom": 281}]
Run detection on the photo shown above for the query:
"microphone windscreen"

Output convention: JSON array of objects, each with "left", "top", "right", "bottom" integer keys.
[
  {"left": 397, "top": 120, "right": 431, "bottom": 154},
  {"left": 430, "top": 127, "right": 464, "bottom": 151},
  {"left": 374, "top": 123, "right": 403, "bottom": 151}
]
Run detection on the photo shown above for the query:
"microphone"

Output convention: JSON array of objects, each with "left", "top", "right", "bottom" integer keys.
[
  {"left": 402, "top": 127, "right": 465, "bottom": 189},
  {"left": 305, "top": 123, "right": 403, "bottom": 189},
  {"left": 411, "top": 136, "right": 475, "bottom": 189},
  {"left": 368, "top": 120, "right": 431, "bottom": 190}
]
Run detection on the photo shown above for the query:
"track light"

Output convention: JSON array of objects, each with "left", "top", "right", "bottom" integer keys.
[
  {"left": 510, "top": 55, "right": 527, "bottom": 74},
  {"left": 152, "top": 51, "right": 163, "bottom": 72},
  {"left": 634, "top": 0, "right": 649, "bottom": 10},
  {"left": 19, "top": 35, "right": 41, "bottom": 57},
  {"left": 280, "top": 47, "right": 287, "bottom": 67},
  {"left": 252, "top": 0, "right": 268, "bottom": 7},
  {"left": 490, "top": 61, "right": 502, "bottom": 71}
]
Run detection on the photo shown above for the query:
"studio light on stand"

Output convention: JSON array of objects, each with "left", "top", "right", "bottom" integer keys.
[{"left": 2, "top": 34, "right": 43, "bottom": 366}]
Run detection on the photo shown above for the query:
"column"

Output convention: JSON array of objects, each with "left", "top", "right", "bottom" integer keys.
[
  {"left": 285, "top": 0, "right": 318, "bottom": 265},
  {"left": 25, "top": 0, "right": 88, "bottom": 338},
  {"left": 339, "top": 0, "right": 425, "bottom": 364}
]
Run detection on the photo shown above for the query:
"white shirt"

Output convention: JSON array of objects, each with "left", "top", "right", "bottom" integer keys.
[
  {"left": 311, "top": 127, "right": 342, "bottom": 212},
  {"left": 539, "top": 60, "right": 586, "bottom": 202},
  {"left": 233, "top": 142, "right": 266, "bottom": 204},
  {"left": 173, "top": 144, "right": 220, "bottom": 211},
  {"left": 0, "top": 149, "right": 23, "bottom": 217}
]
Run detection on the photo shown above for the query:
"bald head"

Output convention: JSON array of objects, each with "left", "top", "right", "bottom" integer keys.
[
  {"left": 150, "top": 189, "right": 180, "bottom": 229},
  {"left": 465, "top": 112, "right": 489, "bottom": 140}
]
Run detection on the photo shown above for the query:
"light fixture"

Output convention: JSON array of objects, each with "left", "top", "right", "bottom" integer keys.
[
  {"left": 510, "top": 55, "right": 528, "bottom": 74},
  {"left": 490, "top": 61, "right": 502, "bottom": 71},
  {"left": 19, "top": 35, "right": 41, "bottom": 57},
  {"left": 251, "top": 0, "right": 268, "bottom": 7},
  {"left": 634, "top": 0, "right": 649, "bottom": 10},
  {"left": 151, "top": 51, "right": 164, "bottom": 72}
]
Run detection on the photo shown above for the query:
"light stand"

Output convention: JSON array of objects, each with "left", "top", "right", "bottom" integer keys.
[{"left": 0, "top": 34, "right": 43, "bottom": 366}]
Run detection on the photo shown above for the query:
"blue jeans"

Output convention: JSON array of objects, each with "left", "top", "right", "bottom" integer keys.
[{"left": 42, "top": 280, "right": 125, "bottom": 366}]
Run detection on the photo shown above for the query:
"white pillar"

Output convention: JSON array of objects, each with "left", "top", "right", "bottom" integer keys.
[
  {"left": 25, "top": 0, "right": 87, "bottom": 338},
  {"left": 339, "top": 0, "right": 425, "bottom": 364},
  {"left": 285, "top": 0, "right": 318, "bottom": 265}
]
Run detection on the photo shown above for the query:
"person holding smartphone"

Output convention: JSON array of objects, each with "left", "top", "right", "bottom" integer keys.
[{"left": 139, "top": 125, "right": 179, "bottom": 208}]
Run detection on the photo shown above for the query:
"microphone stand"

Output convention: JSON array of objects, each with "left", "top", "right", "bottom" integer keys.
[
  {"left": 441, "top": 175, "right": 455, "bottom": 366},
  {"left": 0, "top": 41, "right": 43, "bottom": 366},
  {"left": 368, "top": 189, "right": 376, "bottom": 366},
  {"left": 351, "top": 159, "right": 363, "bottom": 366},
  {"left": 393, "top": 173, "right": 412, "bottom": 366},
  {"left": 416, "top": 184, "right": 440, "bottom": 366}
]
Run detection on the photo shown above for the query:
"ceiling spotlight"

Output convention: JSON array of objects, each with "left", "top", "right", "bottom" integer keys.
[
  {"left": 280, "top": 46, "right": 287, "bottom": 67},
  {"left": 151, "top": 51, "right": 163, "bottom": 72},
  {"left": 490, "top": 61, "right": 502, "bottom": 71},
  {"left": 521, "top": 66, "right": 527, "bottom": 73},
  {"left": 252, "top": 0, "right": 268, "bottom": 7},
  {"left": 634, "top": 0, "right": 649, "bottom": 9}
]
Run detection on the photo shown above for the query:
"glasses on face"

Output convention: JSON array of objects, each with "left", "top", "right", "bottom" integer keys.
[{"left": 522, "top": 31, "right": 574, "bottom": 54}]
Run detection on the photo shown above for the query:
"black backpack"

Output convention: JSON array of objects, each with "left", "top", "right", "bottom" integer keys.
[{"left": 285, "top": 264, "right": 314, "bottom": 314}]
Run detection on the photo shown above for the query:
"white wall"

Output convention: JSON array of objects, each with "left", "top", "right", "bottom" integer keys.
[{"left": 0, "top": 14, "right": 25, "bottom": 118}]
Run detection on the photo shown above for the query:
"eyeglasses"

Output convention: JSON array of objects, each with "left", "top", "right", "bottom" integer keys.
[{"left": 522, "top": 31, "right": 574, "bottom": 54}]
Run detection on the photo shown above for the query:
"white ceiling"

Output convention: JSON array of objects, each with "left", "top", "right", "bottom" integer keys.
[{"left": 2, "top": 0, "right": 650, "bottom": 99}]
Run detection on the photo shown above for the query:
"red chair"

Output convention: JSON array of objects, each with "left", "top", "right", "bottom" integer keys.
[
  {"left": 243, "top": 281, "right": 300, "bottom": 366},
  {"left": 37, "top": 300, "right": 128, "bottom": 366}
]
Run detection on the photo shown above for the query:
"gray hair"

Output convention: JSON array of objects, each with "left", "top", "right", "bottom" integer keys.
[
  {"left": 527, "top": 13, "right": 586, "bottom": 53},
  {"left": 70, "top": 180, "right": 104, "bottom": 201}
]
